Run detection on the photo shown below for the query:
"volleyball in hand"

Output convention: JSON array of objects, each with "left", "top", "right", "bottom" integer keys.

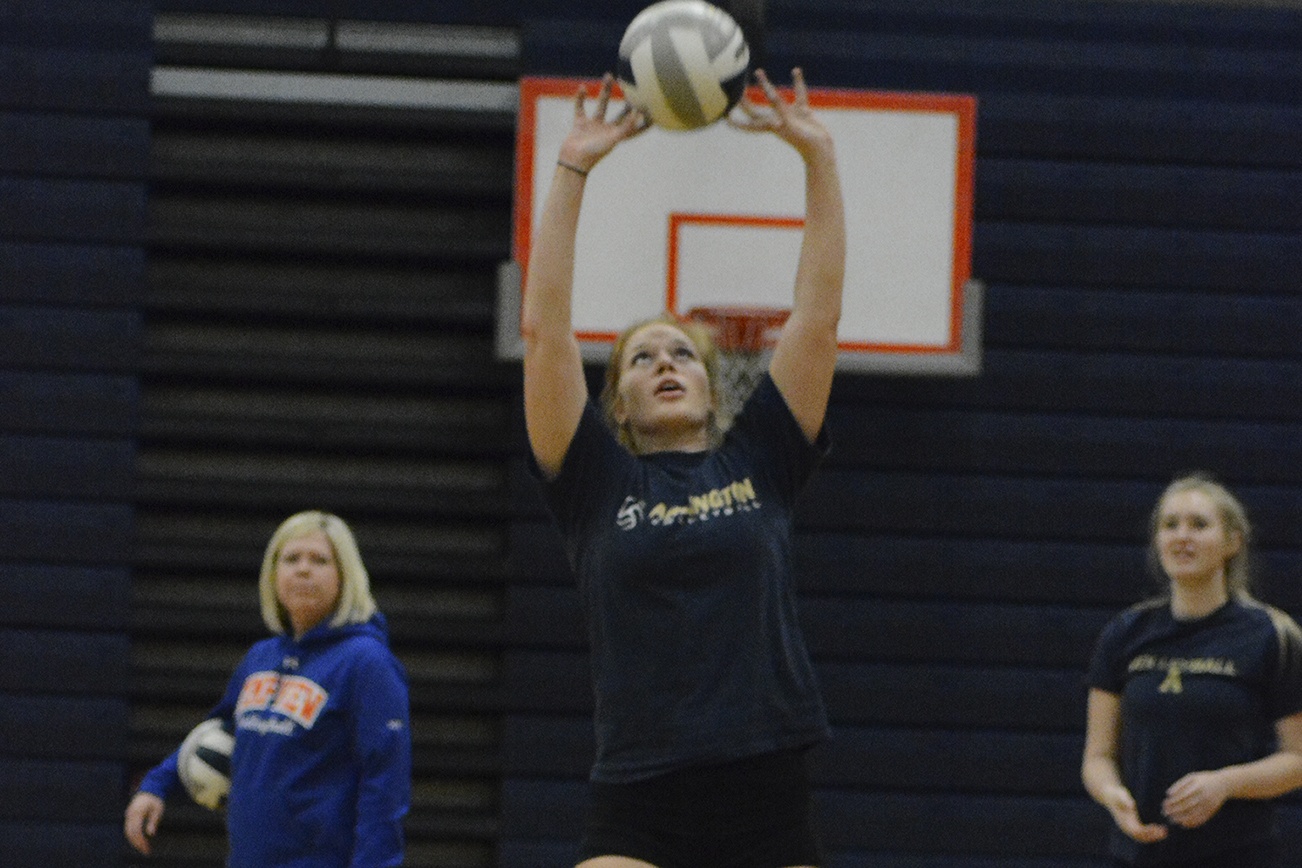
[
  {"left": 177, "top": 717, "right": 234, "bottom": 811},
  {"left": 617, "top": 0, "right": 750, "bottom": 131}
]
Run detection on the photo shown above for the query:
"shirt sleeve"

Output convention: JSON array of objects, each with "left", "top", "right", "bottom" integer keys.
[
  {"left": 1266, "top": 608, "right": 1302, "bottom": 721},
  {"left": 535, "top": 400, "right": 631, "bottom": 546},
  {"left": 729, "top": 374, "right": 830, "bottom": 507},
  {"left": 1087, "top": 611, "right": 1131, "bottom": 695},
  {"left": 349, "top": 641, "right": 412, "bottom": 868}
]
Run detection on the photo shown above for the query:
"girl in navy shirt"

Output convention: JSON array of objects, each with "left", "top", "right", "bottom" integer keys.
[
  {"left": 523, "top": 68, "right": 845, "bottom": 868},
  {"left": 1083, "top": 474, "right": 1302, "bottom": 867}
]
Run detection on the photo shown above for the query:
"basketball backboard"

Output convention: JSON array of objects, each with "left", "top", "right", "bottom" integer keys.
[{"left": 498, "top": 76, "right": 980, "bottom": 375}]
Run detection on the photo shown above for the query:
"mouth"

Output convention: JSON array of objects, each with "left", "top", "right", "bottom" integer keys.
[{"left": 655, "top": 379, "right": 684, "bottom": 396}]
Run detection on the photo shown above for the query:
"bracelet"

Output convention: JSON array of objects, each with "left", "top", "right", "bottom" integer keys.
[{"left": 557, "top": 160, "right": 589, "bottom": 177}]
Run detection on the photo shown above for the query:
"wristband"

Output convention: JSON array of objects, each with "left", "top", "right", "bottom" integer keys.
[{"left": 557, "top": 160, "right": 589, "bottom": 177}]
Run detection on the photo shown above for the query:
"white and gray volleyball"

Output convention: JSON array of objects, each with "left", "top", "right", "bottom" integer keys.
[
  {"left": 617, "top": 0, "right": 750, "bottom": 131},
  {"left": 177, "top": 718, "right": 234, "bottom": 811}
]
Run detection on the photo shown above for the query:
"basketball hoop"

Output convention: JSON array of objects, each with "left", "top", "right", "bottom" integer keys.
[{"left": 686, "top": 305, "right": 789, "bottom": 425}]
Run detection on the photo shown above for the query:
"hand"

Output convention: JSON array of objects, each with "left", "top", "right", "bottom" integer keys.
[
  {"left": 1163, "top": 770, "right": 1230, "bottom": 829},
  {"left": 727, "top": 67, "right": 834, "bottom": 163},
  {"left": 124, "top": 791, "right": 166, "bottom": 855},
  {"left": 1101, "top": 783, "right": 1168, "bottom": 844},
  {"left": 557, "top": 73, "right": 649, "bottom": 173}
]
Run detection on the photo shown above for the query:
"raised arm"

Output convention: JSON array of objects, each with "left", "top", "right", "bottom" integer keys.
[
  {"left": 522, "top": 76, "right": 647, "bottom": 477},
  {"left": 729, "top": 68, "right": 845, "bottom": 442}
]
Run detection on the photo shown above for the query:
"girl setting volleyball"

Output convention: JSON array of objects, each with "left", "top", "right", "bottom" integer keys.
[{"left": 522, "top": 63, "right": 845, "bottom": 868}]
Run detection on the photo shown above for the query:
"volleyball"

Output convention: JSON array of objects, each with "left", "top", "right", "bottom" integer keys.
[
  {"left": 177, "top": 717, "right": 234, "bottom": 811},
  {"left": 617, "top": 0, "right": 750, "bottom": 131}
]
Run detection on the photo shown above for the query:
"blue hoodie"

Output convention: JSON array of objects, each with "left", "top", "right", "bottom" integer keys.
[{"left": 139, "top": 614, "right": 411, "bottom": 867}]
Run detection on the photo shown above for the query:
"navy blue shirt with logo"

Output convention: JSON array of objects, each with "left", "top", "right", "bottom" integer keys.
[
  {"left": 537, "top": 374, "right": 831, "bottom": 783},
  {"left": 1088, "top": 597, "right": 1302, "bottom": 864}
]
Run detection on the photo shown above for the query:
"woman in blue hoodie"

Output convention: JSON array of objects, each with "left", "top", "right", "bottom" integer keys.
[{"left": 124, "top": 510, "right": 412, "bottom": 867}]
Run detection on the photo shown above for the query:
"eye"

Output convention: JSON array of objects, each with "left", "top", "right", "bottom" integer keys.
[
  {"left": 629, "top": 349, "right": 651, "bottom": 366},
  {"left": 672, "top": 345, "right": 696, "bottom": 359}
]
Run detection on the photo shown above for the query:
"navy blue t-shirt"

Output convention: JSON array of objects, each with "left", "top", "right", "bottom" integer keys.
[
  {"left": 1088, "top": 597, "right": 1302, "bottom": 865},
  {"left": 537, "top": 374, "right": 831, "bottom": 782}
]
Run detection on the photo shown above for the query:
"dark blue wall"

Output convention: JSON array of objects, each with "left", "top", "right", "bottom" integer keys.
[{"left": 0, "top": 2, "right": 149, "bottom": 866}]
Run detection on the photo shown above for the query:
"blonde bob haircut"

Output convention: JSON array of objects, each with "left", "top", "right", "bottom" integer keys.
[
  {"left": 258, "top": 510, "right": 378, "bottom": 635},
  {"left": 599, "top": 313, "right": 724, "bottom": 453}
]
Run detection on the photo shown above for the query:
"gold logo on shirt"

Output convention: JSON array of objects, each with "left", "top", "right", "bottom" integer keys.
[
  {"left": 617, "top": 477, "right": 760, "bottom": 529},
  {"left": 1127, "top": 654, "right": 1237, "bottom": 696}
]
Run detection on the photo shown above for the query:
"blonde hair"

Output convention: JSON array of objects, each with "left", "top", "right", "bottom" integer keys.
[
  {"left": 258, "top": 510, "right": 378, "bottom": 634},
  {"left": 599, "top": 313, "right": 724, "bottom": 453},
  {"left": 1147, "top": 472, "right": 1254, "bottom": 598}
]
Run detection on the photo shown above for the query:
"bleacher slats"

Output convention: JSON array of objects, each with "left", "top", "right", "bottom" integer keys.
[
  {"left": 0, "top": 822, "right": 128, "bottom": 868},
  {"left": 1, "top": 695, "right": 129, "bottom": 759},
  {"left": 0, "top": 307, "right": 140, "bottom": 372},
  {"left": 0, "top": 112, "right": 150, "bottom": 179},
  {"left": 0, "top": 566, "right": 129, "bottom": 629},
  {"left": 0, "top": 47, "right": 151, "bottom": 115},
  {"left": 978, "top": 158, "right": 1302, "bottom": 233},
  {"left": 0, "top": 629, "right": 130, "bottom": 694},
  {"left": 0, "top": 241, "right": 145, "bottom": 307},
  {"left": 123, "top": 11, "right": 521, "bottom": 864},
  {"left": 0, "top": 178, "right": 147, "bottom": 244},
  {"left": 1, "top": 3, "right": 150, "bottom": 865},
  {"left": 976, "top": 92, "right": 1302, "bottom": 169}
]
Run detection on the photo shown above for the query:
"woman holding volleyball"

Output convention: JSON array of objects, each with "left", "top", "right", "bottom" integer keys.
[
  {"left": 1082, "top": 473, "right": 1302, "bottom": 867},
  {"left": 524, "top": 67, "right": 844, "bottom": 868},
  {"left": 123, "top": 511, "right": 411, "bottom": 867}
]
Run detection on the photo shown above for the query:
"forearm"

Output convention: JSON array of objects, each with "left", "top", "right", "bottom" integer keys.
[
  {"left": 789, "top": 142, "right": 845, "bottom": 332},
  {"left": 521, "top": 165, "right": 586, "bottom": 346},
  {"left": 1082, "top": 753, "right": 1128, "bottom": 806},
  {"left": 1214, "top": 750, "right": 1302, "bottom": 801}
]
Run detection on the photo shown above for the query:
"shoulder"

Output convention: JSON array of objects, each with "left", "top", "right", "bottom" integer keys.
[
  {"left": 241, "top": 635, "right": 285, "bottom": 666},
  {"left": 1093, "top": 598, "right": 1167, "bottom": 651},
  {"left": 1104, "top": 597, "right": 1168, "bottom": 633},
  {"left": 338, "top": 629, "right": 406, "bottom": 677},
  {"left": 1236, "top": 597, "right": 1302, "bottom": 642},
  {"left": 541, "top": 399, "right": 633, "bottom": 489}
]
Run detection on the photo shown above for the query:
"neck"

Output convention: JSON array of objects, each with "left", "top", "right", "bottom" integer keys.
[
  {"left": 629, "top": 423, "right": 713, "bottom": 454},
  {"left": 1169, "top": 575, "right": 1230, "bottom": 620}
]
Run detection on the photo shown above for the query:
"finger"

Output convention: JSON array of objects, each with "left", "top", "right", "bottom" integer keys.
[
  {"left": 627, "top": 112, "right": 653, "bottom": 137},
  {"left": 573, "top": 85, "right": 587, "bottom": 117},
  {"left": 733, "top": 96, "right": 765, "bottom": 120},
  {"left": 754, "top": 68, "right": 781, "bottom": 106},
  {"left": 595, "top": 73, "right": 614, "bottom": 119},
  {"left": 726, "top": 94, "right": 776, "bottom": 132},
  {"left": 791, "top": 67, "right": 809, "bottom": 104}
]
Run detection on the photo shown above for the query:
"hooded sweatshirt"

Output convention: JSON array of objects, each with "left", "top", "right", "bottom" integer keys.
[{"left": 138, "top": 613, "right": 411, "bottom": 867}]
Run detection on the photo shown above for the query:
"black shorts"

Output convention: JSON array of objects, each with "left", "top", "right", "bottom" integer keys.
[{"left": 577, "top": 747, "right": 822, "bottom": 868}]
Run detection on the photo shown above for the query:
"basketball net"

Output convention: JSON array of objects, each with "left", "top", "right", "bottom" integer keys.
[{"left": 686, "top": 305, "right": 790, "bottom": 427}]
